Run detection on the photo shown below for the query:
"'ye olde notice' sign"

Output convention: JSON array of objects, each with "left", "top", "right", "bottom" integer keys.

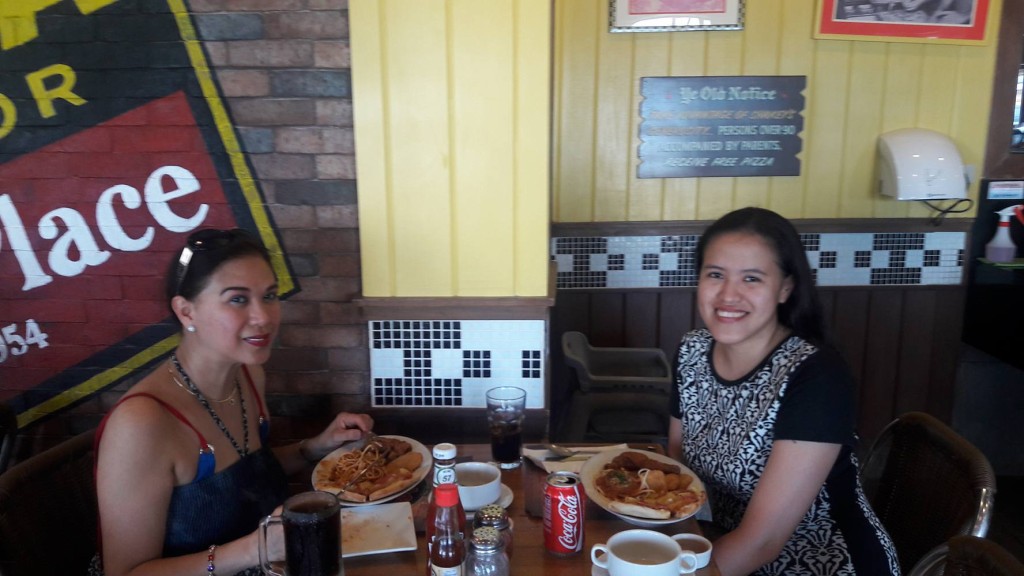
[{"left": 638, "top": 76, "right": 806, "bottom": 178}]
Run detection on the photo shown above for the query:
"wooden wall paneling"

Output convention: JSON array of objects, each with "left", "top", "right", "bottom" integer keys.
[
  {"left": 805, "top": 41, "right": 852, "bottom": 218},
  {"left": 552, "top": 0, "right": 598, "bottom": 222},
  {"left": 547, "top": 280, "right": 963, "bottom": 448},
  {"left": 628, "top": 35, "right": 673, "bottom": 223},
  {"left": 818, "top": 290, "right": 836, "bottom": 337},
  {"left": 876, "top": 43, "right": 925, "bottom": 218},
  {"left": 772, "top": 0, "right": 816, "bottom": 215},
  {"left": 590, "top": 292, "right": 625, "bottom": 345},
  {"left": 624, "top": 292, "right": 661, "bottom": 348},
  {"left": 984, "top": 0, "right": 1024, "bottom": 177},
  {"left": 450, "top": 1, "right": 516, "bottom": 296},
  {"left": 733, "top": 0, "right": 780, "bottom": 211},
  {"left": 895, "top": 290, "right": 938, "bottom": 417},
  {"left": 829, "top": 290, "right": 871, "bottom": 398},
  {"left": 663, "top": 32, "right": 707, "bottom": 222},
  {"left": 658, "top": 291, "right": 697, "bottom": 359},
  {"left": 861, "top": 291, "right": 904, "bottom": 443},
  {"left": 549, "top": 291, "right": 589, "bottom": 434},
  {"left": 927, "top": 289, "right": 966, "bottom": 421},
  {"left": 841, "top": 42, "right": 887, "bottom": 218},
  {"left": 594, "top": 29, "right": 634, "bottom": 222},
  {"left": 382, "top": 2, "right": 454, "bottom": 296}
]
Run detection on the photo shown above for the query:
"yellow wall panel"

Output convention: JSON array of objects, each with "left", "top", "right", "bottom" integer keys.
[
  {"left": 553, "top": 0, "right": 598, "bottom": 222},
  {"left": 514, "top": 0, "right": 552, "bottom": 297},
  {"left": 552, "top": 0, "right": 999, "bottom": 222},
  {"left": 840, "top": 43, "right": 887, "bottom": 218},
  {"left": 661, "top": 32, "right": 707, "bottom": 221},
  {"left": 771, "top": 0, "right": 817, "bottom": 216},
  {"left": 628, "top": 35, "right": 674, "bottom": 222},
  {"left": 593, "top": 31, "right": 635, "bottom": 221},
  {"left": 350, "top": 1, "right": 394, "bottom": 294},
  {"left": 451, "top": 0, "right": 515, "bottom": 295},
  {"left": 380, "top": 2, "right": 453, "bottom": 296},
  {"left": 876, "top": 43, "right": 924, "bottom": 218},
  {"left": 352, "top": 0, "right": 551, "bottom": 297}
]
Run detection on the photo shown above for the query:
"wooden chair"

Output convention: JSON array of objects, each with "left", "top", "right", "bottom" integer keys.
[
  {"left": 0, "top": 429, "right": 97, "bottom": 576},
  {"left": 559, "top": 331, "right": 672, "bottom": 443},
  {"left": 860, "top": 412, "right": 997, "bottom": 575},
  {"left": 0, "top": 404, "right": 15, "bottom": 474},
  {"left": 911, "top": 535, "right": 1024, "bottom": 576}
]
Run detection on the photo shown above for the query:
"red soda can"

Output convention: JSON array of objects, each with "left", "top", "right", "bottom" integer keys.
[{"left": 543, "top": 471, "right": 585, "bottom": 555}]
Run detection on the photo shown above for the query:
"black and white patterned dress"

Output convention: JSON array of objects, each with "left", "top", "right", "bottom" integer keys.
[{"left": 671, "top": 329, "right": 901, "bottom": 576}]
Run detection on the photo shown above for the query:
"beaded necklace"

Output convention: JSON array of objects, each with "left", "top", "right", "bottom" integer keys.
[{"left": 170, "top": 352, "right": 249, "bottom": 457}]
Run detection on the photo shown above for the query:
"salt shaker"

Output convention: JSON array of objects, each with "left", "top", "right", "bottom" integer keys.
[
  {"left": 472, "top": 504, "right": 513, "bottom": 559},
  {"left": 465, "top": 527, "right": 509, "bottom": 576}
]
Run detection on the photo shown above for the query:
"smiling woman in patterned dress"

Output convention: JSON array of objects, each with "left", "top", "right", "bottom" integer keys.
[{"left": 667, "top": 208, "right": 901, "bottom": 576}]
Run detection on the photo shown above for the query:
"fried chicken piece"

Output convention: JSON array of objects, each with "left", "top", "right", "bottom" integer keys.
[
  {"left": 374, "top": 437, "right": 412, "bottom": 460},
  {"left": 606, "top": 451, "right": 680, "bottom": 474},
  {"left": 595, "top": 468, "right": 643, "bottom": 499}
]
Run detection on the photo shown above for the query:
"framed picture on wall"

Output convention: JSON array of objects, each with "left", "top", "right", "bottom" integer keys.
[
  {"left": 814, "top": 0, "right": 994, "bottom": 45},
  {"left": 609, "top": 0, "right": 744, "bottom": 33}
]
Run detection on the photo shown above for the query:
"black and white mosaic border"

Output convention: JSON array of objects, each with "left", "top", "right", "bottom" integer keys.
[
  {"left": 552, "top": 231, "right": 965, "bottom": 289},
  {"left": 368, "top": 320, "right": 546, "bottom": 408}
]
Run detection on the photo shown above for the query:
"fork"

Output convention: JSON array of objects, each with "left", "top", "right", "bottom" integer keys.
[{"left": 338, "top": 433, "right": 385, "bottom": 493}]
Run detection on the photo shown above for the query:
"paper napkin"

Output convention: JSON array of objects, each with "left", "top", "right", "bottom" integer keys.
[{"left": 522, "top": 444, "right": 629, "bottom": 474}]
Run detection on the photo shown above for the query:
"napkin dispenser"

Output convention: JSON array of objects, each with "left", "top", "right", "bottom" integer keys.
[{"left": 877, "top": 128, "right": 967, "bottom": 200}]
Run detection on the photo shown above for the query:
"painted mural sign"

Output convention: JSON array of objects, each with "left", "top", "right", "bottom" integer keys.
[
  {"left": 638, "top": 76, "right": 806, "bottom": 178},
  {"left": 0, "top": 0, "right": 295, "bottom": 426}
]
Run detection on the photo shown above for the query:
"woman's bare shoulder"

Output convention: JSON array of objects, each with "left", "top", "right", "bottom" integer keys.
[{"left": 100, "top": 377, "right": 189, "bottom": 453}]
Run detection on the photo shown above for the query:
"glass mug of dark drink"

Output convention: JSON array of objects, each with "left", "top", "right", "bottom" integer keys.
[
  {"left": 258, "top": 490, "right": 342, "bottom": 576},
  {"left": 485, "top": 386, "right": 526, "bottom": 469}
]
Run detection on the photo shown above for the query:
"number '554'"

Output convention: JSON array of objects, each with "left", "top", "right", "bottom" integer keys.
[{"left": 0, "top": 320, "right": 49, "bottom": 363}]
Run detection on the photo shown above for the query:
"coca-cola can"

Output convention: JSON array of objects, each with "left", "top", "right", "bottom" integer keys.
[{"left": 543, "top": 471, "right": 585, "bottom": 555}]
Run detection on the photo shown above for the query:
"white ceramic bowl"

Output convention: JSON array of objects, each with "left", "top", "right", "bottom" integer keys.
[
  {"left": 672, "top": 533, "right": 713, "bottom": 569},
  {"left": 455, "top": 461, "right": 501, "bottom": 510}
]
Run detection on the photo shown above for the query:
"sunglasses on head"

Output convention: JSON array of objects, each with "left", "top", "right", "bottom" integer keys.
[{"left": 173, "top": 228, "right": 255, "bottom": 296}]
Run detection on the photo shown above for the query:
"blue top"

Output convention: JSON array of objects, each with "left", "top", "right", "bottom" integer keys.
[{"left": 96, "top": 366, "right": 289, "bottom": 560}]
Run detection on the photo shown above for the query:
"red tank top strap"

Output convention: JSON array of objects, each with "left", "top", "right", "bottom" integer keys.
[
  {"left": 95, "top": 392, "right": 210, "bottom": 452},
  {"left": 240, "top": 365, "right": 267, "bottom": 419}
]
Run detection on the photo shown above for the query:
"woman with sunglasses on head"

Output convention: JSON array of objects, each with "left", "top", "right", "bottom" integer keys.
[
  {"left": 667, "top": 208, "right": 900, "bottom": 576},
  {"left": 92, "top": 229, "right": 373, "bottom": 576}
]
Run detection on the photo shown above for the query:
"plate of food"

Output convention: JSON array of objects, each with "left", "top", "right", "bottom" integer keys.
[
  {"left": 312, "top": 435, "right": 432, "bottom": 506},
  {"left": 580, "top": 448, "right": 706, "bottom": 528}
]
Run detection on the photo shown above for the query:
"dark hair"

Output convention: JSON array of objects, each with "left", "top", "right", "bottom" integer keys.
[
  {"left": 696, "top": 207, "right": 827, "bottom": 345},
  {"left": 165, "top": 229, "right": 272, "bottom": 319}
]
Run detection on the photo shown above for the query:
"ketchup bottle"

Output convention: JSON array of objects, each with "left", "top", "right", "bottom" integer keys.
[
  {"left": 425, "top": 443, "right": 466, "bottom": 570},
  {"left": 427, "top": 483, "right": 466, "bottom": 576}
]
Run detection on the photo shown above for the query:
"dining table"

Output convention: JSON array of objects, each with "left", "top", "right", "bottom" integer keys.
[{"left": 333, "top": 443, "right": 721, "bottom": 576}]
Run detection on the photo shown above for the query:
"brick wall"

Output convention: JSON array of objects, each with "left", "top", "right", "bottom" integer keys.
[{"left": 193, "top": 0, "right": 367, "bottom": 443}]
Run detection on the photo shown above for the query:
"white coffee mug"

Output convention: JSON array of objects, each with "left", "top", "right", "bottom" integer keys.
[
  {"left": 591, "top": 529, "right": 699, "bottom": 576},
  {"left": 454, "top": 461, "right": 501, "bottom": 510},
  {"left": 673, "top": 533, "right": 713, "bottom": 569}
]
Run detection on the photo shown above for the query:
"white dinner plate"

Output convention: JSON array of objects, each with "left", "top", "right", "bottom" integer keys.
[
  {"left": 340, "top": 501, "right": 417, "bottom": 557},
  {"left": 312, "top": 435, "right": 432, "bottom": 507},
  {"left": 579, "top": 448, "right": 706, "bottom": 529}
]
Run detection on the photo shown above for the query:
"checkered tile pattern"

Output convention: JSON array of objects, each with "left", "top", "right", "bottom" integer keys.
[
  {"left": 369, "top": 320, "right": 545, "bottom": 408},
  {"left": 553, "top": 232, "right": 964, "bottom": 289}
]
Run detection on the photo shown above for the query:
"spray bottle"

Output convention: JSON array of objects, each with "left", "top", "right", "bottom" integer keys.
[{"left": 985, "top": 205, "right": 1023, "bottom": 263}]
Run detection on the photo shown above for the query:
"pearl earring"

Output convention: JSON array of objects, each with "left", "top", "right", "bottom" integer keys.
[{"left": 186, "top": 325, "right": 196, "bottom": 333}]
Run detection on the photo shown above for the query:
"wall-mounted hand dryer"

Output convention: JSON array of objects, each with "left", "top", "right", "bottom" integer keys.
[{"left": 877, "top": 128, "right": 967, "bottom": 200}]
